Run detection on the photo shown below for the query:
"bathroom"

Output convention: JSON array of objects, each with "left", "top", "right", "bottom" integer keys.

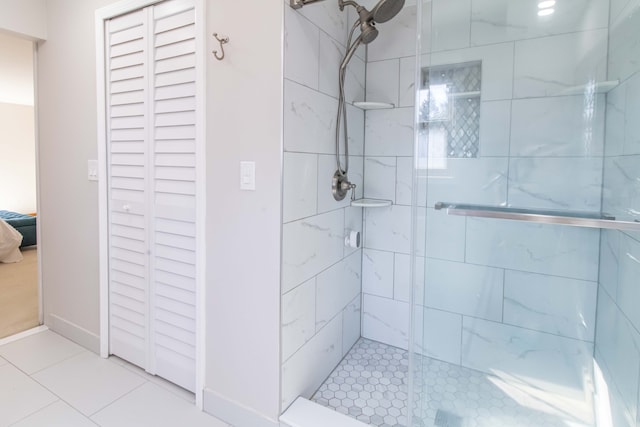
[{"left": 6, "top": 0, "right": 639, "bottom": 426}]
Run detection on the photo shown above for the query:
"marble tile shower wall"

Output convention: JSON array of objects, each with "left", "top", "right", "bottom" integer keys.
[
  {"left": 280, "top": 1, "right": 367, "bottom": 410},
  {"left": 595, "top": 1, "right": 640, "bottom": 426},
  {"left": 361, "top": 0, "right": 609, "bottom": 397}
]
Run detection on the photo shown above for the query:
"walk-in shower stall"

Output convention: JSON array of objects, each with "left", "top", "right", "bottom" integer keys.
[{"left": 281, "top": 0, "right": 640, "bottom": 425}]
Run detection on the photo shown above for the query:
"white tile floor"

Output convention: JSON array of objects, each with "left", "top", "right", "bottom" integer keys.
[{"left": 0, "top": 329, "right": 229, "bottom": 427}]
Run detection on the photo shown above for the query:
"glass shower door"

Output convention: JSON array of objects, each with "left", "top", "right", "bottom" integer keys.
[{"left": 410, "top": 0, "right": 640, "bottom": 426}]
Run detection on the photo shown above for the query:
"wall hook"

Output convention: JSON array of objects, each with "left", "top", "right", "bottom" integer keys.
[{"left": 212, "top": 33, "right": 229, "bottom": 61}]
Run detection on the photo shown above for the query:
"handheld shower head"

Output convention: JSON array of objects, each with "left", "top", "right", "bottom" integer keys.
[{"left": 359, "top": 20, "right": 379, "bottom": 44}]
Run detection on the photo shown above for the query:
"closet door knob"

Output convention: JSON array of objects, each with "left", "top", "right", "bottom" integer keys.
[{"left": 123, "top": 205, "right": 131, "bottom": 212}]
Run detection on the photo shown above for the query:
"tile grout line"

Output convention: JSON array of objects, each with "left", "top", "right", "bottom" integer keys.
[
  {"left": 87, "top": 380, "right": 150, "bottom": 419},
  {"left": 6, "top": 399, "right": 64, "bottom": 427}
]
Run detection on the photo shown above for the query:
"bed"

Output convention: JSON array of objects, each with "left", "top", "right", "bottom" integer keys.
[{"left": 0, "top": 210, "right": 37, "bottom": 248}]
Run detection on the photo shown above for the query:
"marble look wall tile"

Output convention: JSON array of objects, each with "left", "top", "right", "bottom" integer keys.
[
  {"left": 415, "top": 206, "right": 427, "bottom": 258},
  {"left": 346, "top": 104, "right": 365, "bottom": 156},
  {"left": 282, "top": 278, "right": 316, "bottom": 361},
  {"left": 471, "top": 0, "right": 609, "bottom": 46},
  {"left": 298, "top": 0, "right": 348, "bottom": 47},
  {"left": 462, "top": 317, "right": 594, "bottom": 397},
  {"left": 345, "top": 53, "right": 366, "bottom": 104},
  {"left": 342, "top": 296, "right": 361, "bottom": 357},
  {"left": 508, "top": 157, "right": 603, "bottom": 211},
  {"left": 396, "top": 157, "right": 413, "bottom": 206},
  {"left": 616, "top": 234, "right": 640, "bottom": 333},
  {"left": 362, "top": 294, "right": 410, "bottom": 350},
  {"left": 318, "top": 31, "right": 342, "bottom": 99},
  {"left": 608, "top": 1, "right": 640, "bottom": 82},
  {"left": 599, "top": 230, "right": 620, "bottom": 299},
  {"left": 362, "top": 249, "right": 394, "bottom": 299},
  {"left": 344, "top": 206, "right": 363, "bottom": 257},
  {"left": 284, "top": 79, "right": 337, "bottom": 155},
  {"left": 316, "top": 251, "right": 362, "bottom": 330},
  {"left": 605, "top": 84, "right": 626, "bottom": 157},
  {"left": 610, "top": 0, "right": 635, "bottom": 24},
  {"left": 364, "top": 157, "right": 397, "bottom": 202},
  {"left": 395, "top": 254, "right": 411, "bottom": 301},
  {"left": 283, "top": 152, "right": 318, "bottom": 223},
  {"left": 504, "top": 271, "right": 597, "bottom": 341},
  {"left": 367, "top": 5, "right": 417, "bottom": 62},
  {"left": 399, "top": 55, "right": 419, "bottom": 108},
  {"left": 425, "top": 208, "right": 466, "bottom": 262},
  {"left": 364, "top": 205, "right": 411, "bottom": 254},
  {"left": 316, "top": 154, "right": 364, "bottom": 214},
  {"left": 601, "top": 156, "right": 640, "bottom": 222},
  {"left": 430, "top": 0, "right": 471, "bottom": 52},
  {"left": 594, "top": 349, "right": 638, "bottom": 427},
  {"left": 426, "top": 157, "right": 509, "bottom": 208},
  {"left": 624, "top": 72, "right": 640, "bottom": 155},
  {"left": 466, "top": 218, "right": 600, "bottom": 281},
  {"left": 479, "top": 100, "right": 511, "bottom": 157},
  {"left": 416, "top": 307, "right": 462, "bottom": 365},
  {"left": 513, "top": 29, "right": 608, "bottom": 98},
  {"left": 366, "top": 59, "right": 400, "bottom": 106},
  {"left": 394, "top": 253, "right": 425, "bottom": 303},
  {"left": 424, "top": 259, "right": 504, "bottom": 322},
  {"left": 282, "top": 209, "right": 344, "bottom": 293},
  {"left": 431, "top": 42, "right": 514, "bottom": 101},
  {"left": 364, "top": 107, "right": 415, "bottom": 156},
  {"left": 510, "top": 95, "right": 605, "bottom": 157},
  {"left": 281, "top": 313, "right": 343, "bottom": 408},
  {"left": 595, "top": 288, "right": 640, "bottom": 421},
  {"left": 284, "top": 6, "right": 320, "bottom": 90}
]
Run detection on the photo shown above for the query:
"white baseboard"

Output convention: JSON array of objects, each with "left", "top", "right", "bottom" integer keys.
[
  {"left": 203, "top": 388, "right": 280, "bottom": 427},
  {"left": 46, "top": 313, "right": 100, "bottom": 354},
  {"left": 0, "top": 325, "right": 48, "bottom": 347}
]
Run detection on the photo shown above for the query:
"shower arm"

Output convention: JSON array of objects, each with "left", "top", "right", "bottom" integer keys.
[
  {"left": 289, "top": 0, "right": 325, "bottom": 9},
  {"left": 339, "top": 0, "right": 361, "bottom": 10},
  {"left": 290, "top": 0, "right": 360, "bottom": 10}
]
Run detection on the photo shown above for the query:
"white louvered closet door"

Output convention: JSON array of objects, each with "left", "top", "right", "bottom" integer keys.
[{"left": 106, "top": 0, "right": 198, "bottom": 393}]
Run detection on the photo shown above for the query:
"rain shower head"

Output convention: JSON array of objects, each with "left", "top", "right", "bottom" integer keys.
[{"left": 372, "top": 0, "right": 405, "bottom": 23}]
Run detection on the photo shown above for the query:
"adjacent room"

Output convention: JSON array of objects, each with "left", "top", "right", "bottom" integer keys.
[{"left": 0, "top": 31, "right": 38, "bottom": 339}]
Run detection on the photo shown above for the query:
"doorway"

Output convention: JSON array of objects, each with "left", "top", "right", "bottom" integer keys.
[{"left": 0, "top": 31, "right": 40, "bottom": 340}]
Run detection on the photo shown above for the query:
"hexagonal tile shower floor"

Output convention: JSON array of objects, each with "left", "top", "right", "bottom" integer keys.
[
  {"left": 312, "top": 338, "right": 408, "bottom": 426},
  {"left": 311, "top": 338, "right": 588, "bottom": 427}
]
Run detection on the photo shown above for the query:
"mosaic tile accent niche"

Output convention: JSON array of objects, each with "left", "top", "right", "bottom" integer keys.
[{"left": 420, "top": 62, "right": 482, "bottom": 158}]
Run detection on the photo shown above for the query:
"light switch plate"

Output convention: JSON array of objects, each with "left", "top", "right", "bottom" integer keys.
[
  {"left": 88, "top": 159, "right": 99, "bottom": 181},
  {"left": 240, "top": 161, "right": 255, "bottom": 191}
]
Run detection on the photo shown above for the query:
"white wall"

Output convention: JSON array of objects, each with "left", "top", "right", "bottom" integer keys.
[
  {"left": 0, "top": 32, "right": 36, "bottom": 214},
  {"left": 203, "top": 0, "right": 283, "bottom": 425},
  {"left": 0, "top": 0, "right": 47, "bottom": 40},
  {"left": 37, "top": 0, "right": 123, "bottom": 351},
  {"left": 0, "top": 32, "right": 34, "bottom": 106},
  {"left": 0, "top": 103, "right": 36, "bottom": 213}
]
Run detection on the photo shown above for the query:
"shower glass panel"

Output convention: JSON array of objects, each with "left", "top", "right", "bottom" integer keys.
[{"left": 411, "top": 0, "right": 640, "bottom": 426}]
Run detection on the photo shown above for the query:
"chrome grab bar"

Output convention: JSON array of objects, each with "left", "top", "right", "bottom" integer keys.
[{"left": 434, "top": 202, "right": 640, "bottom": 232}]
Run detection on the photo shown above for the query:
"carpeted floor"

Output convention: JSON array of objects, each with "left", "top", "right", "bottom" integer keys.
[{"left": 0, "top": 247, "right": 39, "bottom": 339}]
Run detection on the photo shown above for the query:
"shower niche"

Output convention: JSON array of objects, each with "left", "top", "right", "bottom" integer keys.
[{"left": 420, "top": 61, "right": 482, "bottom": 159}]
